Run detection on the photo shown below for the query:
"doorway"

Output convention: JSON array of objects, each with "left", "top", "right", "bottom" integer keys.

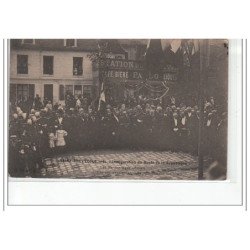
[{"left": 44, "top": 84, "right": 53, "bottom": 102}]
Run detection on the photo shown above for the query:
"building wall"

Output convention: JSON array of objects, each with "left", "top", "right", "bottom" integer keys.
[
  {"left": 10, "top": 49, "right": 94, "bottom": 104},
  {"left": 10, "top": 39, "right": 228, "bottom": 106}
]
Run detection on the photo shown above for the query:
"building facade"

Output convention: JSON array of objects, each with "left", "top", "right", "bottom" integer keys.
[
  {"left": 10, "top": 39, "right": 228, "bottom": 108},
  {"left": 10, "top": 39, "right": 148, "bottom": 105},
  {"left": 10, "top": 39, "right": 101, "bottom": 105}
]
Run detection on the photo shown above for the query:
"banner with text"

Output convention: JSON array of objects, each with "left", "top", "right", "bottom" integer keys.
[{"left": 99, "top": 59, "right": 178, "bottom": 82}]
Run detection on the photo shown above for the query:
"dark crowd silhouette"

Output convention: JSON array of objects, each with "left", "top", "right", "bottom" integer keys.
[{"left": 9, "top": 93, "right": 227, "bottom": 179}]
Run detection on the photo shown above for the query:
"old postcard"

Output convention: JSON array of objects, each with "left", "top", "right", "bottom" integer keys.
[{"left": 8, "top": 39, "right": 228, "bottom": 180}]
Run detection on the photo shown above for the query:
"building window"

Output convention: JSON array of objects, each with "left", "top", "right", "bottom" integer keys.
[
  {"left": 59, "top": 85, "right": 89, "bottom": 101},
  {"left": 65, "top": 85, "right": 73, "bottom": 96},
  {"left": 16, "top": 84, "right": 34, "bottom": 101},
  {"left": 73, "top": 57, "right": 83, "bottom": 76},
  {"left": 17, "top": 55, "right": 28, "bottom": 74},
  {"left": 83, "top": 85, "right": 92, "bottom": 98},
  {"left": 21, "top": 39, "right": 35, "bottom": 45},
  {"left": 64, "top": 39, "right": 77, "bottom": 47},
  {"left": 59, "top": 85, "right": 65, "bottom": 101},
  {"left": 17, "top": 84, "right": 29, "bottom": 100},
  {"left": 74, "top": 85, "right": 82, "bottom": 98},
  {"left": 60, "top": 85, "right": 74, "bottom": 101},
  {"left": 43, "top": 56, "right": 54, "bottom": 75},
  {"left": 10, "top": 84, "right": 17, "bottom": 104},
  {"left": 10, "top": 84, "right": 35, "bottom": 104}
]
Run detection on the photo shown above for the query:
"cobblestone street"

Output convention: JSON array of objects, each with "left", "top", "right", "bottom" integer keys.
[{"left": 40, "top": 150, "right": 209, "bottom": 180}]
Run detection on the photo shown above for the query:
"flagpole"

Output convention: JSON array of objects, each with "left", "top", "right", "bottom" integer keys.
[
  {"left": 98, "top": 82, "right": 102, "bottom": 111},
  {"left": 98, "top": 81, "right": 104, "bottom": 111},
  {"left": 97, "top": 40, "right": 106, "bottom": 112},
  {"left": 197, "top": 39, "right": 209, "bottom": 180}
]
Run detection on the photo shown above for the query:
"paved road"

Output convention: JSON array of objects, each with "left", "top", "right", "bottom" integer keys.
[{"left": 40, "top": 150, "right": 208, "bottom": 180}]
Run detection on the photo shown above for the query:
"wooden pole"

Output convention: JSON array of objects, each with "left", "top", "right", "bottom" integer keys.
[{"left": 198, "top": 39, "right": 209, "bottom": 180}]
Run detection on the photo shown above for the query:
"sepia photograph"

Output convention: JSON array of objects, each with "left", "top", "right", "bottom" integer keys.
[
  {"left": 8, "top": 39, "right": 228, "bottom": 180},
  {"left": 1, "top": 1, "right": 249, "bottom": 249}
]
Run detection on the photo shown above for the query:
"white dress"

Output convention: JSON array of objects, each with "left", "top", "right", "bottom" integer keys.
[
  {"left": 48, "top": 133, "right": 56, "bottom": 148},
  {"left": 55, "top": 130, "right": 68, "bottom": 147}
]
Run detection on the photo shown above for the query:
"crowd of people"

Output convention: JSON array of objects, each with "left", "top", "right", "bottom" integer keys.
[{"left": 9, "top": 93, "right": 227, "bottom": 178}]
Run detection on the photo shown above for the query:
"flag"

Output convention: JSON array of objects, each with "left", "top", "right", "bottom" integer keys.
[
  {"left": 182, "top": 39, "right": 201, "bottom": 67},
  {"left": 182, "top": 41, "right": 191, "bottom": 67},
  {"left": 170, "top": 40, "right": 182, "bottom": 53},
  {"left": 146, "top": 39, "right": 151, "bottom": 50},
  {"left": 144, "top": 39, "right": 164, "bottom": 58},
  {"left": 98, "top": 81, "right": 106, "bottom": 111},
  {"left": 161, "top": 39, "right": 179, "bottom": 66},
  {"left": 184, "top": 39, "right": 199, "bottom": 56},
  {"left": 191, "top": 39, "right": 199, "bottom": 55},
  {"left": 161, "top": 39, "right": 172, "bottom": 52},
  {"left": 144, "top": 39, "right": 164, "bottom": 75}
]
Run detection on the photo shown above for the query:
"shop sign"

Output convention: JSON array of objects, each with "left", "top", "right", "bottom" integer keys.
[{"left": 100, "top": 59, "right": 178, "bottom": 82}]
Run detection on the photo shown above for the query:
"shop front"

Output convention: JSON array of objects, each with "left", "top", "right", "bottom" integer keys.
[
  {"left": 99, "top": 58, "right": 179, "bottom": 105},
  {"left": 10, "top": 83, "right": 35, "bottom": 104},
  {"left": 58, "top": 83, "right": 94, "bottom": 104}
]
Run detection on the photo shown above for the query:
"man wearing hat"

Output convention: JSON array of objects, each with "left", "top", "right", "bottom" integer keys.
[
  {"left": 85, "top": 107, "right": 99, "bottom": 149},
  {"left": 102, "top": 108, "right": 119, "bottom": 148},
  {"left": 17, "top": 145, "right": 29, "bottom": 177},
  {"left": 9, "top": 113, "right": 21, "bottom": 138},
  {"left": 22, "top": 119, "right": 36, "bottom": 145},
  {"left": 179, "top": 111, "right": 188, "bottom": 152},
  {"left": 154, "top": 105, "right": 164, "bottom": 150},
  {"left": 143, "top": 107, "right": 154, "bottom": 149},
  {"left": 185, "top": 107, "right": 198, "bottom": 154},
  {"left": 77, "top": 108, "right": 88, "bottom": 149},
  {"left": 34, "top": 94, "right": 43, "bottom": 110},
  {"left": 9, "top": 135, "right": 21, "bottom": 177},
  {"left": 25, "top": 141, "right": 44, "bottom": 177},
  {"left": 63, "top": 108, "right": 76, "bottom": 151},
  {"left": 117, "top": 109, "right": 130, "bottom": 148},
  {"left": 162, "top": 107, "right": 173, "bottom": 150},
  {"left": 37, "top": 109, "right": 49, "bottom": 157},
  {"left": 204, "top": 112, "right": 218, "bottom": 158},
  {"left": 132, "top": 105, "right": 145, "bottom": 149},
  {"left": 171, "top": 112, "right": 181, "bottom": 151}
]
